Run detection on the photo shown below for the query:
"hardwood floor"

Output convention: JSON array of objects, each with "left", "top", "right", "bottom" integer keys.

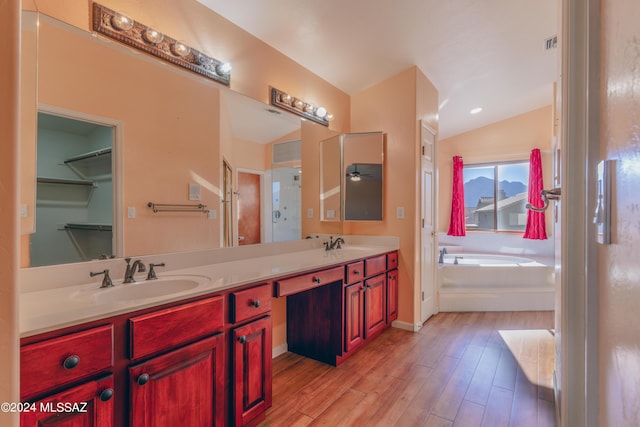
[{"left": 260, "top": 311, "right": 555, "bottom": 427}]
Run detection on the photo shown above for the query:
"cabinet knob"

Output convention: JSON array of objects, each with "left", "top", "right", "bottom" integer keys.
[
  {"left": 313, "top": 277, "right": 321, "bottom": 283},
  {"left": 99, "top": 388, "right": 114, "bottom": 402},
  {"left": 62, "top": 355, "right": 80, "bottom": 370},
  {"left": 251, "top": 300, "right": 260, "bottom": 308},
  {"left": 354, "top": 270, "right": 361, "bottom": 275},
  {"left": 137, "top": 373, "right": 150, "bottom": 386},
  {"left": 238, "top": 335, "right": 247, "bottom": 344}
]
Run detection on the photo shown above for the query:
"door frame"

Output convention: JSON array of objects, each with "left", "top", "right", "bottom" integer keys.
[{"left": 559, "top": 0, "right": 600, "bottom": 425}]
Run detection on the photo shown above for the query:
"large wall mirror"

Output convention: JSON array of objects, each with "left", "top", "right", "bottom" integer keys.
[
  {"left": 320, "top": 132, "right": 384, "bottom": 222},
  {"left": 20, "top": 11, "right": 320, "bottom": 268}
]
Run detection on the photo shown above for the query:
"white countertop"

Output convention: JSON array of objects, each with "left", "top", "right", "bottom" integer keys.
[{"left": 20, "top": 236, "right": 399, "bottom": 337}]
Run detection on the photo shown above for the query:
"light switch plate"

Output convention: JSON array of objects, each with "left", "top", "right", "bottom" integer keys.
[
  {"left": 307, "top": 208, "right": 314, "bottom": 218},
  {"left": 189, "top": 183, "right": 201, "bottom": 201},
  {"left": 208, "top": 209, "right": 216, "bottom": 220},
  {"left": 396, "top": 207, "right": 405, "bottom": 219},
  {"left": 20, "top": 204, "right": 28, "bottom": 218},
  {"left": 128, "top": 207, "right": 136, "bottom": 218}
]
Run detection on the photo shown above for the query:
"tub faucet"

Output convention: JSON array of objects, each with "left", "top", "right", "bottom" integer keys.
[
  {"left": 124, "top": 258, "right": 146, "bottom": 283},
  {"left": 454, "top": 256, "right": 464, "bottom": 265},
  {"left": 438, "top": 248, "right": 448, "bottom": 264}
]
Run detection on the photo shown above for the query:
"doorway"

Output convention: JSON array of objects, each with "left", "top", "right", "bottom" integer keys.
[
  {"left": 420, "top": 122, "right": 437, "bottom": 325},
  {"left": 237, "top": 170, "right": 262, "bottom": 245},
  {"left": 31, "top": 110, "right": 117, "bottom": 266}
]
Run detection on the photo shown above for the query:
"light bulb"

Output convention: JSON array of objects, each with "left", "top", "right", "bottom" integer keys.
[
  {"left": 143, "top": 28, "right": 163, "bottom": 44},
  {"left": 326, "top": 113, "right": 334, "bottom": 122},
  {"left": 215, "top": 62, "right": 232, "bottom": 76},
  {"left": 315, "top": 107, "right": 327, "bottom": 118},
  {"left": 171, "top": 41, "right": 190, "bottom": 58},
  {"left": 111, "top": 13, "right": 134, "bottom": 31}
]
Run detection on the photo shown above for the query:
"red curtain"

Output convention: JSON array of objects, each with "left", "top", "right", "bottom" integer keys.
[
  {"left": 523, "top": 148, "right": 548, "bottom": 240},
  {"left": 447, "top": 156, "right": 466, "bottom": 236}
]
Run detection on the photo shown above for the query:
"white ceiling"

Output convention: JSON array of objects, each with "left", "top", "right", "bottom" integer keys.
[{"left": 199, "top": 0, "right": 558, "bottom": 139}]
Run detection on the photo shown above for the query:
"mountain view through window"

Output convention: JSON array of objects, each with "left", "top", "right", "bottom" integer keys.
[{"left": 463, "top": 162, "right": 529, "bottom": 231}]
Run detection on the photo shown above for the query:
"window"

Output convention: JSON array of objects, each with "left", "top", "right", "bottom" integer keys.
[{"left": 463, "top": 161, "right": 529, "bottom": 231}]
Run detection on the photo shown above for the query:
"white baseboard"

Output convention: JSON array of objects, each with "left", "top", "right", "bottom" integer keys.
[
  {"left": 391, "top": 320, "right": 422, "bottom": 332},
  {"left": 272, "top": 343, "right": 288, "bottom": 359}
]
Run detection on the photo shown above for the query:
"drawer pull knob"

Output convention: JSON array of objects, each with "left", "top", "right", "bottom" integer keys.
[
  {"left": 62, "top": 355, "right": 80, "bottom": 370},
  {"left": 354, "top": 270, "right": 360, "bottom": 275},
  {"left": 137, "top": 373, "right": 150, "bottom": 386},
  {"left": 238, "top": 335, "right": 247, "bottom": 344},
  {"left": 251, "top": 300, "right": 260, "bottom": 308},
  {"left": 313, "top": 277, "right": 321, "bottom": 283},
  {"left": 99, "top": 388, "right": 114, "bottom": 402}
]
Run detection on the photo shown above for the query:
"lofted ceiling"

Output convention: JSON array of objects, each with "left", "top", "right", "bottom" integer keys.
[{"left": 199, "top": 0, "right": 558, "bottom": 140}]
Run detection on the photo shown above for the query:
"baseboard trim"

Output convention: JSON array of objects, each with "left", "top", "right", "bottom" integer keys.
[
  {"left": 391, "top": 320, "right": 422, "bottom": 332},
  {"left": 272, "top": 343, "right": 288, "bottom": 359}
]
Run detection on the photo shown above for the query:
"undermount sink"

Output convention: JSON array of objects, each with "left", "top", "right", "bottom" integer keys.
[{"left": 93, "top": 275, "right": 210, "bottom": 302}]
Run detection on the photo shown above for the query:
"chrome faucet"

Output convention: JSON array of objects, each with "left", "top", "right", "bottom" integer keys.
[
  {"left": 123, "top": 258, "right": 146, "bottom": 283},
  {"left": 324, "top": 236, "right": 345, "bottom": 251},
  {"left": 438, "top": 248, "right": 448, "bottom": 264},
  {"left": 454, "top": 256, "right": 464, "bottom": 265}
]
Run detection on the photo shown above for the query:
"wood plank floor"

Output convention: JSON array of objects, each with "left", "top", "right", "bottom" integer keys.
[{"left": 260, "top": 311, "right": 555, "bottom": 427}]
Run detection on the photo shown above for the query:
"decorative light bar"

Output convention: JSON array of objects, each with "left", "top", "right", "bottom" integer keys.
[
  {"left": 92, "top": 3, "right": 231, "bottom": 86},
  {"left": 270, "top": 87, "right": 333, "bottom": 126}
]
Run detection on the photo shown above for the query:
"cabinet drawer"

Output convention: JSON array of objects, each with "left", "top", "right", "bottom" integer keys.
[
  {"left": 130, "top": 296, "right": 223, "bottom": 360},
  {"left": 345, "top": 261, "right": 364, "bottom": 284},
  {"left": 21, "top": 324, "right": 113, "bottom": 399},
  {"left": 365, "top": 255, "right": 387, "bottom": 277},
  {"left": 230, "top": 283, "right": 272, "bottom": 324},
  {"left": 275, "top": 266, "right": 343, "bottom": 297},
  {"left": 387, "top": 251, "right": 398, "bottom": 270}
]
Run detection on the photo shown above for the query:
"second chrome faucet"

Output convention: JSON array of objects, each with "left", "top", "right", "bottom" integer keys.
[{"left": 123, "top": 258, "right": 146, "bottom": 283}]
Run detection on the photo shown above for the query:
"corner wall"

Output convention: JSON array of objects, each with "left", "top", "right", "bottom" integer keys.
[{"left": 350, "top": 67, "right": 439, "bottom": 327}]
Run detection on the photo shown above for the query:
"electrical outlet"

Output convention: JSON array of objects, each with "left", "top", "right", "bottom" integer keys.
[
  {"left": 208, "top": 209, "right": 217, "bottom": 220},
  {"left": 20, "top": 204, "right": 28, "bottom": 218},
  {"left": 128, "top": 207, "right": 136, "bottom": 218},
  {"left": 396, "top": 207, "right": 405, "bottom": 219},
  {"left": 307, "top": 208, "right": 314, "bottom": 218}
]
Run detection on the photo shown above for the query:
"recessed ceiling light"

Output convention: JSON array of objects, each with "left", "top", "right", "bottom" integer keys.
[{"left": 470, "top": 107, "right": 483, "bottom": 115}]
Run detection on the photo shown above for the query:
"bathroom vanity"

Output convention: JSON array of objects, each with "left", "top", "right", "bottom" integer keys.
[{"left": 19, "top": 237, "right": 399, "bottom": 426}]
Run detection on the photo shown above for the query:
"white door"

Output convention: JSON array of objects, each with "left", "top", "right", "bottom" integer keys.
[{"left": 420, "top": 122, "right": 437, "bottom": 324}]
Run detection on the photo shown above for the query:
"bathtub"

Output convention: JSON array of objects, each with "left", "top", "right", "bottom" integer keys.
[{"left": 438, "top": 253, "right": 555, "bottom": 312}]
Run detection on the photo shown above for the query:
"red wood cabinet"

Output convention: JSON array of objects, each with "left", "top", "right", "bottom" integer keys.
[
  {"left": 129, "top": 333, "right": 225, "bottom": 427},
  {"left": 21, "top": 376, "right": 114, "bottom": 427},
  {"left": 364, "top": 274, "right": 387, "bottom": 338},
  {"left": 232, "top": 316, "right": 272, "bottom": 427},
  {"left": 344, "top": 282, "right": 364, "bottom": 352}
]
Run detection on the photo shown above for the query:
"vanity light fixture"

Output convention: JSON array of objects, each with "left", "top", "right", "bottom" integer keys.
[
  {"left": 270, "top": 87, "right": 333, "bottom": 126},
  {"left": 92, "top": 3, "right": 231, "bottom": 86}
]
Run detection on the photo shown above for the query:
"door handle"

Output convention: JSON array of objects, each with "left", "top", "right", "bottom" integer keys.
[{"left": 526, "top": 187, "right": 561, "bottom": 212}]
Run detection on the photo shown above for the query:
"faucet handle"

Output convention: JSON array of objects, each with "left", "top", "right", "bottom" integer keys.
[
  {"left": 147, "top": 262, "right": 165, "bottom": 280},
  {"left": 90, "top": 269, "right": 113, "bottom": 288}
]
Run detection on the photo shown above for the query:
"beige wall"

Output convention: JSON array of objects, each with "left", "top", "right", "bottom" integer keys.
[
  {"left": 598, "top": 0, "right": 640, "bottom": 424},
  {"left": 438, "top": 105, "right": 554, "bottom": 233},
  {"left": 350, "top": 67, "right": 439, "bottom": 326},
  {"left": 1, "top": 2, "right": 20, "bottom": 426}
]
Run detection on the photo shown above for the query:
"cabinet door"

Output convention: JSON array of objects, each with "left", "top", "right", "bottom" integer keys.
[
  {"left": 21, "top": 376, "right": 114, "bottom": 427},
  {"left": 232, "top": 316, "right": 272, "bottom": 427},
  {"left": 387, "top": 269, "right": 399, "bottom": 323},
  {"left": 129, "top": 333, "right": 225, "bottom": 427},
  {"left": 344, "top": 282, "right": 364, "bottom": 353},
  {"left": 364, "top": 274, "right": 387, "bottom": 338}
]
